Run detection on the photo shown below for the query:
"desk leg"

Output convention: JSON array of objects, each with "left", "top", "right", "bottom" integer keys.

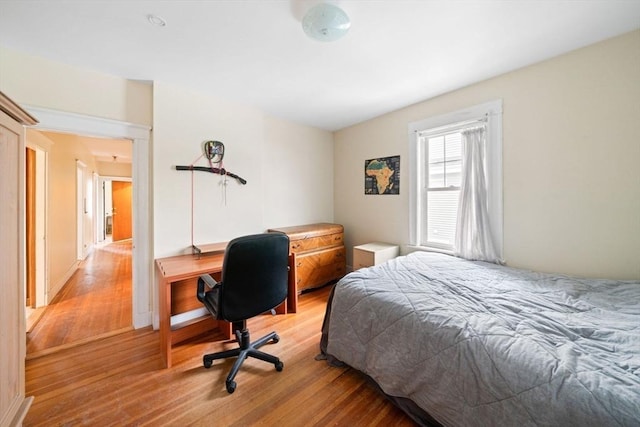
[
  {"left": 274, "top": 300, "right": 287, "bottom": 315},
  {"left": 159, "top": 277, "right": 172, "bottom": 368},
  {"left": 287, "top": 253, "right": 298, "bottom": 313}
]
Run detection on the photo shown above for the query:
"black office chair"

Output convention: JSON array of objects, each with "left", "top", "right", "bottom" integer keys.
[{"left": 197, "top": 233, "right": 289, "bottom": 393}]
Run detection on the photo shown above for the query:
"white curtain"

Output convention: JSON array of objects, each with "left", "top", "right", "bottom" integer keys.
[{"left": 454, "top": 127, "right": 501, "bottom": 263}]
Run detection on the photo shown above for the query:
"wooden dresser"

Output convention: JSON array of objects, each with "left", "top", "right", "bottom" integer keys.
[{"left": 268, "top": 223, "right": 346, "bottom": 294}]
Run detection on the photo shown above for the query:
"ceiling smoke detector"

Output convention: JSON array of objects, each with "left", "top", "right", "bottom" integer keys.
[{"left": 147, "top": 14, "right": 167, "bottom": 27}]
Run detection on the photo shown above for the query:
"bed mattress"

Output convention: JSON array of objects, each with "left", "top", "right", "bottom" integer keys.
[{"left": 323, "top": 252, "right": 640, "bottom": 426}]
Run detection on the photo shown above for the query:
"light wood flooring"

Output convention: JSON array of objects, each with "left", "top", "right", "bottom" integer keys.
[
  {"left": 24, "top": 285, "right": 417, "bottom": 426},
  {"left": 26, "top": 240, "right": 133, "bottom": 357}
]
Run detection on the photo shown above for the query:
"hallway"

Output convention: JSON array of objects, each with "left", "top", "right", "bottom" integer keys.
[{"left": 26, "top": 240, "right": 133, "bottom": 358}]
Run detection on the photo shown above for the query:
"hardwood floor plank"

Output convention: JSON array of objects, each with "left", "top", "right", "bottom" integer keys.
[
  {"left": 26, "top": 240, "right": 132, "bottom": 355},
  {"left": 25, "top": 285, "right": 417, "bottom": 426}
]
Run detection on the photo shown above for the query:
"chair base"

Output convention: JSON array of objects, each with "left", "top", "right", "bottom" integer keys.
[{"left": 203, "top": 325, "right": 283, "bottom": 394}]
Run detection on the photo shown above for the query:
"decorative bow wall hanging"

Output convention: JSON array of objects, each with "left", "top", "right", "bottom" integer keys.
[
  {"left": 175, "top": 140, "right": 248, "bottom": 255},
  {"left": 175, "top": 140, "right": 247, "bottom": 185}
]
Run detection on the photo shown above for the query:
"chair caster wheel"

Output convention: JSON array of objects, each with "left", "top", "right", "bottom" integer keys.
[
  {"left": 226, "top": 381, "right": 236, "bottom": 394},
  {"left": 275, "top": 361, "right": 284, "bottom": 371},
  {"left": 272, "top": 334, "right": 280, "bottom": 344},
  {"left": 203, "top": 357, "right": 212, "bottom": 369}
]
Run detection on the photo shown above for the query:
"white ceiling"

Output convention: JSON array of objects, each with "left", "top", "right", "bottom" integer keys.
[
  {"left": 1, "top": 0, "right": 639, "bottom": 132},
  {"left": 41, "top": 131, "right": 132, "bottom": 164},
  {"left": 77, "top": 135, "right": 132, "bottom": 164}
]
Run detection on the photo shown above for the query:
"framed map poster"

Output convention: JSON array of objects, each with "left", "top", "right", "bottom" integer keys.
[{"left": 364, "top": 155, "right": 400, "bottom": 195}]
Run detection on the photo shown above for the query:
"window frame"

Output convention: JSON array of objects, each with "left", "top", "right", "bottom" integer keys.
[{"left": 408, "top": 100, "right": 503, "bottom": 257}]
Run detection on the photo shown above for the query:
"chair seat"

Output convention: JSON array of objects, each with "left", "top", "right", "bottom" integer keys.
[{"left": 196, "top": 233, "right": 289, "bottom": 393}]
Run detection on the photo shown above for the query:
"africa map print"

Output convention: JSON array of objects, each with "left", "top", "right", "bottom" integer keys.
[{"left": 364, "top": 155, "right": 400, "bottom": 195}]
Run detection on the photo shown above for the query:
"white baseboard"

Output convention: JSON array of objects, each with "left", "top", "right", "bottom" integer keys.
[
  {"left": 9, "top": 396, "right": 33, "bottom": 427},
  {"left": 134, "top": 311, "right": 152, "bottom": 329},
  {"left": 47, "top": 261, "right": 80, "bottom": 304}
]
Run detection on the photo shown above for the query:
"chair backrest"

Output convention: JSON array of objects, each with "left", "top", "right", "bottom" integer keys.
[{"left": 218, "top": 233, "right": 289, "bottom": 322}]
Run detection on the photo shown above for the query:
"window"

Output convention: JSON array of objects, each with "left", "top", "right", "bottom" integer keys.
[
  {"left": 424, "top": 131, "right": 462, "bottom": 249},
  {"left": 409, "top": 100, "right": 503, "bottom": 256}
]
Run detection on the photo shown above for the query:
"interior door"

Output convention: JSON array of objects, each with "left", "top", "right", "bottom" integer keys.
[
  {"left": 26, "top": 147, "right": 36, "bottom": 307},
  {"left": 111, "top": 181, "right": 132, "bottom": 241}
]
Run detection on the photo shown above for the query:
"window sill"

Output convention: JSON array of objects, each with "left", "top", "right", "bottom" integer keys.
[{"left": 405, "top": 245, "right": 454, "bottom": 256}]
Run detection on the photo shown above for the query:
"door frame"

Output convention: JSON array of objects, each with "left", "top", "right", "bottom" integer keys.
[
  {"left": 26, "top": 137, "right": 51, "bottom": 308},
  {"left": 25, "top": 147, "right": 36, "bottom": 308},
  {"left": 25, "top": 106, "right": 153, "bottom": 329},
  {"left": 76, "top": 160, "right": 88, "bottom": 260}
]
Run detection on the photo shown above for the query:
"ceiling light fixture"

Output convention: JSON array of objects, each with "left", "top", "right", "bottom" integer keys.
[
  {"left": 302, "top": 3, "right": 351, "bottom": 42},
  {"left": 147, "top": 14, "right": 167, "bottom": 27}
]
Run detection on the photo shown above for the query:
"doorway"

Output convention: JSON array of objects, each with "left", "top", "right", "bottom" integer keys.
[
  {"left": 26, "top": 131, "right": 136, "bottom": 355},
  {"left": 24, "top": 106, "right": 152, "bottom": 330},
  {"left": 97, "top": 177, "right": 133, "bottom": 244}
]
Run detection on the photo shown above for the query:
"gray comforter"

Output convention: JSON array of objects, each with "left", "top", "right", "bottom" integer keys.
[{"left": 324, "top": 252, "right": 640, "bottom": 426}]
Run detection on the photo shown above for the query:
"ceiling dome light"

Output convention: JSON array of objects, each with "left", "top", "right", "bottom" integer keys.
[{"left": 302, "top": 3, "right": 351, "bottom": 42}]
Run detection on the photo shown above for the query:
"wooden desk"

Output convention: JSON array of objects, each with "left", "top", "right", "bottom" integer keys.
[{"left": 156, "top": 251, "right": 297, "bottom": 368}]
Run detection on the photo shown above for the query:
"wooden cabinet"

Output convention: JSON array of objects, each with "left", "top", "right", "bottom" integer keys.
[
  {"left": 268, "top": 223, "right": 346, "bottom": 294},
  {"left": 353, "top": 242, "right": 399, "bottom": 270},
  {"left": 0, "top": 91, "right": 37, "bottom": 427}
]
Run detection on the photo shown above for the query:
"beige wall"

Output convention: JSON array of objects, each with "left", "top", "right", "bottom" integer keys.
[
  {"left": 4, "top": 30, "right": 638, "bottom": 283},
  {"left": 0, "top": 46, "right": 152, "bottom": 126},
  {"left": 1, "top": 44, "right": 334, "bottom": 320},
  {"left": 334, "top": 30, "right": 640, "bottom": 280},
  {"left": 263, "top": 115, "right": 334, "bottom": 227},
  {"left": 153, "top": 82, "right": 334, "bottom": 258},
  {"left": 97, "top": 161, "right": 132, "bottom": 178}
]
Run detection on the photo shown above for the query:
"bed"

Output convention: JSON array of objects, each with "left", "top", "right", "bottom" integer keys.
[{"left": 320, "top": 252, "right": 640, "bottom": 426}]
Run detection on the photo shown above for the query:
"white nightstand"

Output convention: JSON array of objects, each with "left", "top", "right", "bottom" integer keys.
[{"left": 353, "top": 242, "right": 400, "bottom": 270}]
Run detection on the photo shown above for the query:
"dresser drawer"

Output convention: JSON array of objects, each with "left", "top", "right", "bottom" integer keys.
[
  {"left": 290, "top": 232, "right": 343, "bottom": 253},
  {"left": 295, "top": 246, "right": 346, "bottom": 292}
]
